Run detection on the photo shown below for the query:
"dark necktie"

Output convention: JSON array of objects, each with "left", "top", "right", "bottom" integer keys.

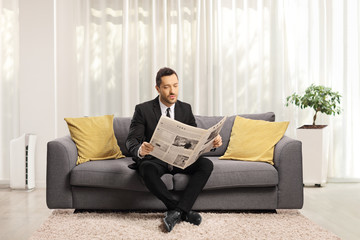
[{"left": 165, "top": 107, "right": 173, "bottom": 171}]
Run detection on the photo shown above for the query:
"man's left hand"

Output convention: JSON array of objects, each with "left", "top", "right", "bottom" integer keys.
[{"left": 212, "top": 135, "right": 222, "bottom": 148}]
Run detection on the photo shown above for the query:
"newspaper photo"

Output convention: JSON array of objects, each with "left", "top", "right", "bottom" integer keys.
[{"left": 149, "top": 115, "right": 227, "bottom": 169}]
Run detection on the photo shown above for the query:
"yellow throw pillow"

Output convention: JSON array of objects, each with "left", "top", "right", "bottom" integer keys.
[
  {"left": 219, "top": 116, "right": 289, "bottom": 165},
  {"left": 64, "top": 115, "right": 125, "bottom": 165}
]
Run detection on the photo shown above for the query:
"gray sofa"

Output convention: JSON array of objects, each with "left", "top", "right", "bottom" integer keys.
[{"left": 46, "top": 112, "right": 303, "bottom": 210}]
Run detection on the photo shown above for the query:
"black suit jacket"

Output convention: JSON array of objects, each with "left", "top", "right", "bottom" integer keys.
[{"left": 126, "top": 96, "right": 196, "bottom": 166}]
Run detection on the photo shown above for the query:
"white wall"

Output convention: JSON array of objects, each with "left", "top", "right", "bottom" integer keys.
[{"left": 19, "top": 0, "right": 55, "bottom": 188}]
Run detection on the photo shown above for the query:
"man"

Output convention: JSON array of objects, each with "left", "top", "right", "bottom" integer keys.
[{"left": 126, "top": 67, "right": 222, "bottom": 232}]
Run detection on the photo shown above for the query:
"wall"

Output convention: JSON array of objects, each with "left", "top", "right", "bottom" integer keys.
[{"left": 18, "top": 0, "right": 55, "bottom": 188}]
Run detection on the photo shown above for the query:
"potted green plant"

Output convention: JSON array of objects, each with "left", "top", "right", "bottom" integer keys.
[
  {"left": 286, "top": 84, "right": 342, "bottom": 127},
  {"left": 285, "top": 84, "right": 342, "bottom": 187}
]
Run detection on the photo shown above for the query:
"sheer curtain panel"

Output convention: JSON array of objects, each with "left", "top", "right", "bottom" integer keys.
[{"left": 57, "top": 0, "right": 360, "bottom": 179}]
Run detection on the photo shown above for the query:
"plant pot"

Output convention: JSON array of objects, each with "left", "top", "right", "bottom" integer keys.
[{"left": 296, "top": 125, "right": 330, "bottom": 187}]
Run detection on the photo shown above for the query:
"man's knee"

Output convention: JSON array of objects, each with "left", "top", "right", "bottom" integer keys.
[
  {"left": 139, "top": 161, "right": 159, "bottom": 178},
  {"left": 197, "top": 157, "right": 214, "bottom": 174}
]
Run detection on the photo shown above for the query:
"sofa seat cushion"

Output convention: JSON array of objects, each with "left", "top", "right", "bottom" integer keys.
[
  {"left": 173, "top": 157, "right": 278, "bottom": 191},
  {"left": 70, "top": 157, "right": 173, "bottom": 192}
]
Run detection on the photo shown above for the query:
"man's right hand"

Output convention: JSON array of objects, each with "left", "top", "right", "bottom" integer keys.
[{"left": 139, "top": 142, "right": 154, "bottom": 157}]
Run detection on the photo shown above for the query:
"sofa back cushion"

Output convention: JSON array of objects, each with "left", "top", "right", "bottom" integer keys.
[
  {"left": 195, "top": 112, "right": 275, "bottom": 156},
  {"left": 113, "top": 117, "right": 132, "bottom": 156},
  {"left": 114, "top": 112, "right": 275, "bottom": 157}
]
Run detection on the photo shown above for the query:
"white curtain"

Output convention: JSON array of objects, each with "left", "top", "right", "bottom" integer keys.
[
  {"left": 0, "top": 0, "right": 19, "bottom": 182},
  {"left": 65, "top": 0, "right": 360, "bottom": 179}
]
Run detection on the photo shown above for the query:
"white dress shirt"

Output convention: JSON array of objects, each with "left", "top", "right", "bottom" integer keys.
[{"left": 158, "top": 98, "right": 175, "bottom": 119}]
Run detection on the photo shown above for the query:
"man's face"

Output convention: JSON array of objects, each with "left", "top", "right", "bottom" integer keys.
[{"left": 156, "top": 74, "right": 179, "bottom": 107}]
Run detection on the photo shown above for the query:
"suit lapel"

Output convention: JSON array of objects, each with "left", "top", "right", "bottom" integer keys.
[
  {"left": 174, "top": 100, "right": 183, "bottom": 122},
  {"left": 152, "top": 96, "right": 162, "bottom": 122}
]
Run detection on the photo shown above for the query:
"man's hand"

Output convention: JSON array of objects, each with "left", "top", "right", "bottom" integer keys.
[
  {"left": 139, "top": 142, "right": 154, "bottom": 157},
  {"left": 212, "top": 135, "right": 222, "bottom": 148}
]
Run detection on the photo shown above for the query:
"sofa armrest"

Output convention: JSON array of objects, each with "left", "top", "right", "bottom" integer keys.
[
  {"left": 273, "top": 136, "right": 303, "bottom": 209},
  {"left": 46, "top": 136, "right": 77, "bottom": 208}
]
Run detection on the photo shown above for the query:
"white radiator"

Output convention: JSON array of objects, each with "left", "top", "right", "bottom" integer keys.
[{"left": 10, "top": 134, "right": 37, "bottom": 190}]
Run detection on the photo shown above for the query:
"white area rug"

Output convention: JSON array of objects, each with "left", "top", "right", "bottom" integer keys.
[{"left": 30, "top": 210, "right": 340, "bottom": 240}]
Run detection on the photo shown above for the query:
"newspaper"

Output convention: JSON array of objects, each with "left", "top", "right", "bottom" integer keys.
[{"left": 149, "top": 115, "right": 227, "bottom": 169}]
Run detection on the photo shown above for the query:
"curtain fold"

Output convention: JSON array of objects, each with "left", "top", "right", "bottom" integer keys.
[
  {"left": 69, "top": 0, "right": 360, "bottom": 179},
  {"left": 0, "top": 0, "right": 19, "bottom": 182}
]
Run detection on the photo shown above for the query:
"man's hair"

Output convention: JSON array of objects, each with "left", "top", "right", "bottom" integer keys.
[{"left": 156, "top": 67, "right": 178, "bottom": 87}]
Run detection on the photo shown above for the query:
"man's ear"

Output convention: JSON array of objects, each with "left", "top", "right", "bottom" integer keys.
[{"left": 155, "top": 85, "right": 160, "bottom": 93}]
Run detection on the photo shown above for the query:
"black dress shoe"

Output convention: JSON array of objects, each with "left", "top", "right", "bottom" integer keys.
[
  {"left": 163, "top": 210, "right": 182, "bottom": 232},
  {"left": 183, "top": 211, "right": 202, "bottom": 226}
]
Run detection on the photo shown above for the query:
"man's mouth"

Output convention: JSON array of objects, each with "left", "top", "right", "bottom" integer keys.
[{"left": 169, "top": 95, "right": 176, "bottom": 100}]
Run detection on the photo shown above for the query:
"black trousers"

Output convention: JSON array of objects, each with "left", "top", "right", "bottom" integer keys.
[{"left": 138, "top": 157, "right": 213, "bottom": 213}]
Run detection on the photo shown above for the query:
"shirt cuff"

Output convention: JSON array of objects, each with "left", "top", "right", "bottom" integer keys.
[{"left": 138, "top": 146, "right": 144, "bottom": 159}]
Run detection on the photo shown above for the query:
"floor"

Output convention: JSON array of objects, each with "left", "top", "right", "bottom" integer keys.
[
  {"left": 0, "top": 183, "right": 359, "bottom": 240},
  {"left": 299, "top": 183, "right": 360, "bottom": 240},
  {"left": 0, "top": 187, "right": 52, "bottom": 240}
]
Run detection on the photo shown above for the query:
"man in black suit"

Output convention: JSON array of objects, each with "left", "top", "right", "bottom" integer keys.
[{"left": 126, "top": 67, "right": 222, "bottom": 232}]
